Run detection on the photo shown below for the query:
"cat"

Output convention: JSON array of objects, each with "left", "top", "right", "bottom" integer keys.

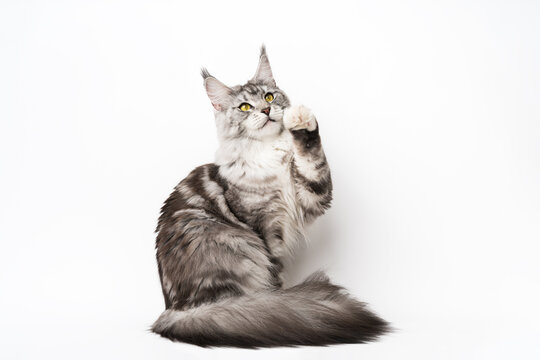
[{"left": 151, "top": 46, "right": 389, "bottom": 348}]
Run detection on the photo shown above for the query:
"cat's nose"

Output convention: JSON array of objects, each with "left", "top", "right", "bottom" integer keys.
[{"left": 261, "top": 107, "right": 270, "bottom": 115}]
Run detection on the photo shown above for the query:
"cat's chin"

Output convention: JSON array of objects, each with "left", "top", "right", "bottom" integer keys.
[
  {"left": 262, "top": 118, "right": 276, "bottom": 128},
  {"left": 257, "top": 119, "right": 283, "bottom": 138}
]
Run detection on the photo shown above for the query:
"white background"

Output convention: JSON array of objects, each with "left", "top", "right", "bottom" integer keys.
[{"left": 1, "top": 1, "right": 539, "bottom": 359}]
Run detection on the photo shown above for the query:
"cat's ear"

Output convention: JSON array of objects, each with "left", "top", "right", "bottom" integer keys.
[
  {"left": 252, "top": 45, "right": 276, "bottom": 86},
  {"left": 201, "top": 68, "right": 232, "bottom": 111}
]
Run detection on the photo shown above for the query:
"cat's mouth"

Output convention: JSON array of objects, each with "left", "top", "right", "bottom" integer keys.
[{"left": 262, "top": 118, "right": 276, "bottom": 128}]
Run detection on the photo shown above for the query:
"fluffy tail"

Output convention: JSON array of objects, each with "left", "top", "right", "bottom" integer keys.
[{"left": 151, "top": 272, "right": 390, "bottom": 348}]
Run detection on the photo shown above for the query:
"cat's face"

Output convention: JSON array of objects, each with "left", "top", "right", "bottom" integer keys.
[
  {"left": 202, "top": 47, "right": 290, "bottom": 141},
  {"left": 217, "top": 82, "right": 290, "bottom": 140}
]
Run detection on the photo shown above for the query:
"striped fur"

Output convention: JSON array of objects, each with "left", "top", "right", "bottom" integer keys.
[
  {"left": 153, "top": 272, "right": 388, "bottom": 348},
  {"left": 152, "top": 47, "right": 389, "bottom": 347}
]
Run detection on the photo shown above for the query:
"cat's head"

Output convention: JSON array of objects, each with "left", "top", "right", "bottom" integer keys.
[{"left": 202, "top": 46, "right": 290, "bottom": 141}]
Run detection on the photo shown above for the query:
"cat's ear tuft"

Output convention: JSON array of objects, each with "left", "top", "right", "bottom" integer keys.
[
  {"left": 202, "top": 70, "right": 232, "bottom": 111},
  {"left": 252, "top": 45, "right": 276, "bottom": 86},
  {"left": 200, "top": 67, "right": 212, "bottom": 80}
]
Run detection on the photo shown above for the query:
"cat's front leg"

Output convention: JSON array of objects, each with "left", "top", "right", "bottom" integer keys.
[
  {"left": 283, "top": 104, "right": 318, "bottom": 132},
  {"left": 283, "top": 105, "right": 333, "bottom": 223}
]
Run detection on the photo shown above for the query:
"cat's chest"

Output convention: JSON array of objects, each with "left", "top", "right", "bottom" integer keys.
[
  {"left": 218, "top": 134, "right": 305, "bottom": 257},
  {"left": 223, "top": 165, "right": 305, "bottom": 258},
  {"left": 226, "top": 163, "right": 300, "bottom": 220}
]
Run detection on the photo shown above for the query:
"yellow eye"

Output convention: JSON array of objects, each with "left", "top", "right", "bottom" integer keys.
[
  {"left": 239, "top": 103, "right": 252, "bottom": 111},
  {"left": 265, "top": 93, "right": 274, "bottom": 102}
]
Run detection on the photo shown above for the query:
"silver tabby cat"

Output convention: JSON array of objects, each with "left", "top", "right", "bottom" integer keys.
[{"left": 151, "top": 46, "right": 389, "bottom": 348}]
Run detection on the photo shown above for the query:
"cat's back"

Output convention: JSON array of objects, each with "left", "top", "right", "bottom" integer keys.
[
  {"left": 156, "top": 163, "right": 237, "bottom": 233},
  {"left": 154, "top": 164, "right": 279, "bottom": 309}
]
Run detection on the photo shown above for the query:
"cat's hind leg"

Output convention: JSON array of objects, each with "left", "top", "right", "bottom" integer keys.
[{"left": 156, "top": 217, "right": 278, "bottom": 310}]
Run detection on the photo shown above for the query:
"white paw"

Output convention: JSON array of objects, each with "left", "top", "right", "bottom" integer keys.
[{"left": 283, "top": 104, "right": 317, "bottom": 131}]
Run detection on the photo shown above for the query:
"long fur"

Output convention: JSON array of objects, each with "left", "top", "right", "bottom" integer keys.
[
  {"left": 152, "top": 47, "right": 389, "bottom": 348},
  {"left": 152, "top": 272, "right": 389, "bottom": 348}
]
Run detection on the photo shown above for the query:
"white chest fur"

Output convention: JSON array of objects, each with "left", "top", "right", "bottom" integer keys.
[{"left": 216, "top": 132, "right": 306, "bottom": 258}]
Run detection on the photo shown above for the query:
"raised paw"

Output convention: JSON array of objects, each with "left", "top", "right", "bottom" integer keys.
[{"left": 283, "top": 104, "right": 317, "bottom": 132}]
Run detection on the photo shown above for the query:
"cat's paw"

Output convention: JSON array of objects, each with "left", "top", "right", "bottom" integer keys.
[{"left": 283, "top": 104, "right": 317, "bottom": 132}]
